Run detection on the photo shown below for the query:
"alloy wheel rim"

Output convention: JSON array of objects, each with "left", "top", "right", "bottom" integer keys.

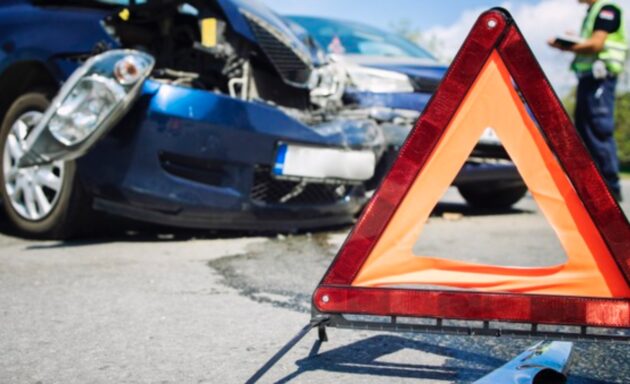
[{"left": 2, "top": 111, "right": 66, "bottom": 221}]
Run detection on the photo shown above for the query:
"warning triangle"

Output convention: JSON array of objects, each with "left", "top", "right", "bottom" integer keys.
[{"left": 313, "top": 8, "right": 630, "bottom": 328}]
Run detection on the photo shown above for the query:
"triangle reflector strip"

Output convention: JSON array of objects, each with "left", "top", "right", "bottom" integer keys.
[{"left": 313, "top": 8, "right": 630, "bottom": 328}]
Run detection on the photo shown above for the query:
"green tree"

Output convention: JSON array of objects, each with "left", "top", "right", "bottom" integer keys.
[
  {"left": 614, "top": 92, "right": 630, "bottom": 170},
  {"left": 563, "top": 90, "right": 630, "bottom": 170}
]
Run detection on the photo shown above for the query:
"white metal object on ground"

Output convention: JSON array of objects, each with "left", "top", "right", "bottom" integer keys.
[{"left": 473, "top": 340, "right": 573, "bottom": 384}]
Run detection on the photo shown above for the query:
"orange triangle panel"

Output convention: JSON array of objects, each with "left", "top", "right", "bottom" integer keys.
[{"left": 313, "top": 8, "right": 630, "bottom": 328}]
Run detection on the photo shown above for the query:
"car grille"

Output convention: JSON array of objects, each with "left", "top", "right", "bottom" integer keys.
[
  {"left": 243, "top": 11, "right": 312, "bottom": 85},
  {"left": 251, "top": 167, "right": 352, "bottom": 205},
  {"left": 159, "top": 152, "right": 230, "bottom": 187}
]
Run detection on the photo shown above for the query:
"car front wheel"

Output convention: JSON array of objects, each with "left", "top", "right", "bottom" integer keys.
[{"left": 0, "top": 91, "right": 89, "bottom": 239}]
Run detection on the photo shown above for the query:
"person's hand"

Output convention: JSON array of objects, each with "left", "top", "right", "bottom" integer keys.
[
  {"left": 548, "top": 38, "right": 561, "bottom": 49},
  {"left": 548, "top": 38, "right": 572, "bottom": 51}
]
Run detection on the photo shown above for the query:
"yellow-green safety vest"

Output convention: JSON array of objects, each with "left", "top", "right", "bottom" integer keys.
[{"left": 572, "top": 0, "right": 628, "bottom": 75}]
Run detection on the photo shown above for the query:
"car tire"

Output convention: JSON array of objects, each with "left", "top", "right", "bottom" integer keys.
[
  {"left": 0, "top": 91, "right": 91, "bottom": 239},
  {"left": 457, "top": 183, "right": 527, "bottom": 209}
]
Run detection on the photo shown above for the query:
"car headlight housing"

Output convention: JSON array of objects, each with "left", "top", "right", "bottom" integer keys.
[
  {"left": 47, "top": 51, "right": 153, "bottom": 146},
  {"left": 347, "top": 65, "right": 415, "bottom": 93},
  {"left": 18, "top": 50, "right": 154, "bottom": 167},
  {"left": 49, "top": 75, "right": 126, "bottom": 145}
]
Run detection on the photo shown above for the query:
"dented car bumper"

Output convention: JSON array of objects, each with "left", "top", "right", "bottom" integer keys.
[{"left": 71, "top": 80, "right": 383, "bottom": 230}]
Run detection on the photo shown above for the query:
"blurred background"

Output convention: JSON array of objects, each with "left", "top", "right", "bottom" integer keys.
[{"left": 264, "top": 0, "right": 630, "bottom": 170}]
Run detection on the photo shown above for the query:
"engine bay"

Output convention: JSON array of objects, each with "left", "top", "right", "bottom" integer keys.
[{"left": 99, "top": 0, "right": 346, "bottom": 123}]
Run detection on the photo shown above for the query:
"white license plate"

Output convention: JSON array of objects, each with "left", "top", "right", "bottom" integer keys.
[{"left": 273, "top": 143, "right": 376, "bottom": 181}]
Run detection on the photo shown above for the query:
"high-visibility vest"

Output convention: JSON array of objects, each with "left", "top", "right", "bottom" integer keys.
[{"left": 572, "top": 0, "right": 628, "bottom": 75}]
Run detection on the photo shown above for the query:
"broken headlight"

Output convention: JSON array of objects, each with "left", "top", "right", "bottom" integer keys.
[
  {"left": 48, "top": 75, "right": 125, "bottom": 146},
  {"left": 19, "top": 50, "right": 154, "bottom": 167},
  {"left": 347, "top": 65, "right": 414, "bottom": 93}
]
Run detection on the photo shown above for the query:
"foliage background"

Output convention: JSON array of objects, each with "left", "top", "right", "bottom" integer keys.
[
  {"left": 563, "top": 91, "right": 630, "bottom": 171},
  {"left": 614, "top": 93, "right": 630, "bottom": 170}
]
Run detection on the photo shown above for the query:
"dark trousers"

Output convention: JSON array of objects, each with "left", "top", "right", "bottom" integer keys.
[{"left": 575, "top": 75, "right": 620, "bottom": 194}]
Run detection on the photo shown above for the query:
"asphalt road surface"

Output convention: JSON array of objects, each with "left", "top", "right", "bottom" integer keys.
[{"left": 1, "top": 182, "right": 629, "bottom": 383}]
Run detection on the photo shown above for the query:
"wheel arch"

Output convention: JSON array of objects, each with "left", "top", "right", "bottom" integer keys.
[{"left": 0, "top": 61, "right": 60, "bottom": 125}]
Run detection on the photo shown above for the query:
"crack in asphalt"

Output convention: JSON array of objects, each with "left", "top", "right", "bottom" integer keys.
[
  {"left": 206, "top": 231, "right": 630, "bottom": 383},
  {"left": 209, "top": 254, "right": 312, "bottom": 313},
  {"left": 208, "top": 232, "right": 337, "bottom": 313}
]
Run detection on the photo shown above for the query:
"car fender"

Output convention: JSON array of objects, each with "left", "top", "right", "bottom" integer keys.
[{"left": 0, "top": 3, "right": 116, "bottom": 77}]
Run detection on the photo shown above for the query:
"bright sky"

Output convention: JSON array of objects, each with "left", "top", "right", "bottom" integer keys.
[
  {"left": 260, "top": 0, "right": 630, "bottom": 94},
  {"left": 261, "top": 0, "right": 538, "bottom": 31}
]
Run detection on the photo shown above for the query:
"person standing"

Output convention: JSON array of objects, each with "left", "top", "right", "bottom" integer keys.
[{"left": 549, "top": 0, "right": 628, "bottom": 201}]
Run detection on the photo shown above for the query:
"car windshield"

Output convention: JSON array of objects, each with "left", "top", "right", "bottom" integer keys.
[{"left": 288, "top": 16, "right": 435, "bottom": 59}]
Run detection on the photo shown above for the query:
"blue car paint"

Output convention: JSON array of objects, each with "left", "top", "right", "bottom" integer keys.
[
  {"left": 78, "top": 82, "right": 370, "bottom": 228},
  {"left": 0, "top": 3, "right": 116, "bottom": 76},
  {"left": 272, "top": 143, "right": 288, "bottom": 175},
  {"left": 345, "top": 91, "right": 433, "bottom": 111},
  {"left": 0, "top": 1, "right": 378, "bottom": 230},
  {"left": 216, "top": 0, "right": 256, "bottom": 43},
  {"left": 219, "top": 0, "right": 322, "bottom": 66}
]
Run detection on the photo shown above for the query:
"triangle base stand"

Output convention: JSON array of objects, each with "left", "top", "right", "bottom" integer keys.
[
  {"left": 245, "top": 312, "right": 593, "bottom": 383},
  {"left": 314, "top": 311, "right": 630, "bottom": 342},
  {"left": 244, "top": 316, "right": 329, "bottom": 384}
]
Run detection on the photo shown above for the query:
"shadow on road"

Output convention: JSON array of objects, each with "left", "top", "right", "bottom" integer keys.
[
  {"left": 18, "top": 218, "right": 352, "bottom": 249},
  {"left": 271, "top": 334, "right": 617, "bottom": 384},
  {"left": 273, "top": 335, "right": 497, "bottom": 383},
  {"left": 1, "top": 197, "right": 533, "bottom": 247},
  {"left": 22, "top": 226, "right": 262, "bottom": 250},
  {"left": 431, "top": 201, "right": 532, "bottom": 218}
]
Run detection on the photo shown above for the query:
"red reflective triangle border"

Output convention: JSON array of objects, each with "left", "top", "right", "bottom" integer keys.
[{"left": 313, "top": 8, "right": 630, "bottom": 328}]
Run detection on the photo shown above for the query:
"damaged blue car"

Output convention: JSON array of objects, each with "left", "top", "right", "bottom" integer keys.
[
  {"left": 289, "top": 16, "right": 528, "bottom": 209},
  {"left": 0, "top": 0, "right": 385, "bottom": 238}
]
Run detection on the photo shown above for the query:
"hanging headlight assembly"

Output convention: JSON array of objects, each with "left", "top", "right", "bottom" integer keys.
[{"left": 19, "top": 50, "right": 154, "bottom": 167}]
